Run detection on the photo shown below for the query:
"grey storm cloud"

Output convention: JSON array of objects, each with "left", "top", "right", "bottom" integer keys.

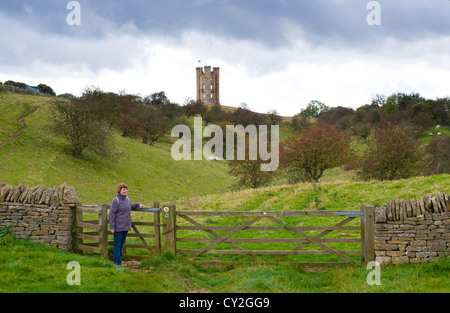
[{"left": 3, "top": 0, "right": 450, "bottom": 46}]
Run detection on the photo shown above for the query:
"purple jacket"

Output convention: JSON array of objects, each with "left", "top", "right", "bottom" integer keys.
[{"left": 109, "top": 194, "right": 141, "bottom": 232}]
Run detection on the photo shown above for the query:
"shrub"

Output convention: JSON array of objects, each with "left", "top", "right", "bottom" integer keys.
[
  {"left": 0, "top": 225, "right": 14, "bottom": 245},
  {"left": 280, "top": 124, "right": 354, "bottom": 183},
  {"left": 356, "top": 121, "right": 425, "bottom": 181},
  {"left": 425, "top": 136, "right": 450, "bottom": 175},
  {"left": 228, "top": 158, "right": 274, "bottom": 189},
  {"left": 228, "top": 130, "right": 276, "bottom": 189}
]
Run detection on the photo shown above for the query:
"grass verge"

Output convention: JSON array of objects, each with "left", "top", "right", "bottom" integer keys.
[{"left": 1, "top": 232, "right": 449, "bottom": 293}]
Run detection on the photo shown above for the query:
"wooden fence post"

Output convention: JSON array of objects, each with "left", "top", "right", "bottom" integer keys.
[
  {"left": 153, "top": 201, "right": 161, "bottom": 255},
  {"left": 100, "top": 203, "right": 109, "bottom": 257},
  {"left": 171, "top": 205, "right": 177, "bottom": 254},
  {"left": 75, "top": 201, "right": 83, "bottom": 254},
  {"left": 361, "top": 205, "right": 375, "bottom": 264},
  {"left": 162, "top": 204, "right": 177, "bottom": 255}
]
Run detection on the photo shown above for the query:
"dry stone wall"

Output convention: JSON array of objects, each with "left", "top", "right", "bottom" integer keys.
[
  {"left": 0, "top": 182, "right": 79, "bottom": 251},
  {"left": 374, "top": 191, "right": 450, "bottom": 265}
]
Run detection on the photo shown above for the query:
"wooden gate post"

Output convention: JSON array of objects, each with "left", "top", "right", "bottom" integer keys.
[
  {"left": 100, "top": 203, "right": 109, "bottom": 257},
  {"left": 74, "top": 202, "right": 83, "bottom": 254},
  {"left": 361, "top": 205, "right": 375, "bottom": 264},
  {"left": 153, "top": 201, "right": 161, "bottom": 255},
  {"left": 162, "top": 204, "right": 177, "bottom": 255}
]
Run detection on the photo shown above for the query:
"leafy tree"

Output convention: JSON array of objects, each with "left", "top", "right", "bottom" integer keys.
[
  {"left": 137, "top": 105, "right": 171, "bottom": 146},
  {"left": 182, "top": 98, "right": 198, "bottom": 118},
  {"left": 194, "top": 100, "right": 207, "bottom": 118},
  {"left": 228, "top": 158, "right": 274, "bottom": 189},
  {"left": 356, "top": 121, "right": 425, "bottom": 181},
  {"left": 289, "top": 112, "right": 311, "bottom": 132},
  {"left": 145, "top": 91, "right": 183, "bottom": 120},
  {"left": 289, "top": 100, "right": 328, "bottom": 132},
  {"left": 204, "top": 104, "right": 225, "bottom": 125},
  {"left": 281, "top": 124, "right": 354, "bottom": 183},
  {"left": 301, "top": 100, "right": 329, "bottom": 118},
  {"left": 407, "top": 101, "right": 434, "bottom": 132},
  {"left": 425, "top": 136, "right": 450, "bottom": 175},
  {"left": 227, "top": 106, "right": 265, "bottom": 126},
  {"left": 266, "top": 109, "right": 281, "bottom": 125},
  {"left": 383, "top": 92, "right": 423, "bottom": 115},
  {"left": 4, "top": 80, "right": 27, "bottom": 89},
  {"left": 37, "top": 83, "right": 56, "bottom": 96},
  {"left": 207, "top": 121, "right": 232, "bottom": 160},
  {"left": 317, "top": 106, "right": 355, "bottom": 129},
  {"left": 424, "top": 97, "right": 450, "bottom": 126},
  {"left": 181, "top": 99, "right": 208, "bottom": 119},
  {"left": 370, "top": 94, "right": 386, "bottom": 107},
  {"left": 114, "top": 93, "right": 144, "bottom": 117},
  {"left": 115, "top": 115, "right": 144, "bottom": 138},
  {"left": 101, "top": 92, "right": 141, "bottom": 128},
  {"left": 57, "top": 93, "right": 76, "bottom": 99},
  {"left": 145, "top": 91, "right": 169, "bottom": 106},
  {"left": 228, "top": 130, "right": 276, "bottom": 189},
  {"left": 353, "top": 104, "right": 383, "bottom": 125},
  {"left": 50, "top": 98, "right": 112, "bottom": 158}
]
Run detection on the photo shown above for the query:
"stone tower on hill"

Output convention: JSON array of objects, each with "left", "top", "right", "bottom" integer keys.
[{"left": 196, "top": 66, "right": 220, "bottom": 105}]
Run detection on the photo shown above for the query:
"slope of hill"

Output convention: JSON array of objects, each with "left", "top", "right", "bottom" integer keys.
[
  {"left": 0, "top": 93, "right": 44, "bottom": 143},
  {"left": 0, "top": 92, "right": 234, "bottom": 204},
  {"left": 175, "top": 173, "right": 450, "bottom": 211},
  {"left": 1, "top": 92, "right": 449, "bottom": 207}
]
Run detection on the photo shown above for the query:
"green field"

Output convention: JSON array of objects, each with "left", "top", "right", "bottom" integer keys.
[
  {"left": 1, "top": 235, "right": 449, "bottom": 293},
  {"left": 0, "top": 91, "right": 449, "bottom": 293}
]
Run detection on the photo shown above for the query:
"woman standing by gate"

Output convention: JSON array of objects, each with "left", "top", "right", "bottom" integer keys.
[{"left": 109, "top": 183, "right": 144, "bottom": 265}]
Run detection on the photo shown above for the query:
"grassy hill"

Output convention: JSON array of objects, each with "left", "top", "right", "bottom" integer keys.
[
  {"left": 0, "top": 92, "right": 235, "bottom": 204},
  {"left": 1, "top": 91, "right": 449, "bottom": 207}
]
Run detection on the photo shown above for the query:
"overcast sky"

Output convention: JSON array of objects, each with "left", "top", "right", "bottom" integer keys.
[{"left": 1, "top": 0, "right": 450, "bottom": 116}]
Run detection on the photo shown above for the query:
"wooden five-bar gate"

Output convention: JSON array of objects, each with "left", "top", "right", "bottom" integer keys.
[
  {"left": 74, "top": 203, "right": 375, "bottom": 266},
  {"left": 74, "top": 202, "right": 168, "bottom": 260}
]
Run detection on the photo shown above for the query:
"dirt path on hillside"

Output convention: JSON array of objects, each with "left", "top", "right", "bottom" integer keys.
[{"left": 0, "top": 107, "right": 39, "bottom": 149}]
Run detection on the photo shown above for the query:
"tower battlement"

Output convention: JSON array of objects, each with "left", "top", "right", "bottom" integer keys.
[{"left": 196, "top": 66, "right": 220, "bottom": 105}]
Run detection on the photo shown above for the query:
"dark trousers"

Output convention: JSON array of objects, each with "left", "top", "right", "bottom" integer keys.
[{"left": 113, "top": 231, "right": 128, "bottom": 265}]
